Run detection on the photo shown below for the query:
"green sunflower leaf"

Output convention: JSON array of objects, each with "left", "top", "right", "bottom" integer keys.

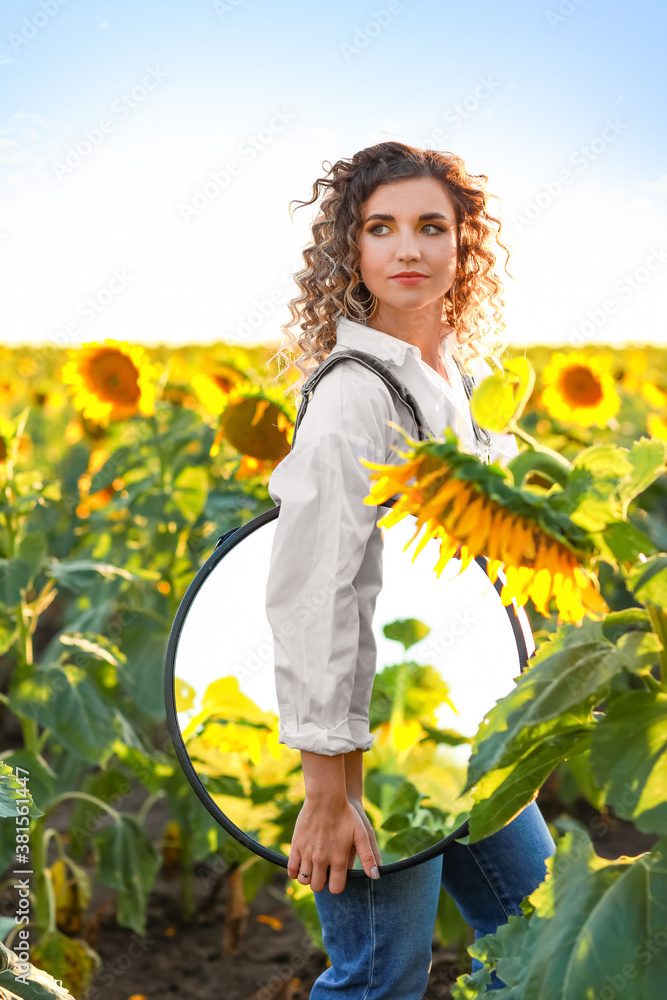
[{"left": 591, "top": 690, "right": 667, "bottom": 834}]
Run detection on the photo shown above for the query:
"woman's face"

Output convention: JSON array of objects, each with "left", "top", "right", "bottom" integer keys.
[{"left": 357, "top": 176, "right": 458, "bottom": 316}]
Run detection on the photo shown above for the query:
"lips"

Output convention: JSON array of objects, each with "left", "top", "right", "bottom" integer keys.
[{"left": 390, "top": 272, "right": 429, "bottom": 285}]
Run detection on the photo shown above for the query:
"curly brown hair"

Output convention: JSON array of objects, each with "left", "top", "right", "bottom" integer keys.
[{"left": 266, "top": 140, "right": 513, "bottom": 403}]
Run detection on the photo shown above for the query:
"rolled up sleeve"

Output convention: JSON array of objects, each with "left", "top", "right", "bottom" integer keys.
[{"left": 265, "top": 363, "right": 392, "bottom": 755}]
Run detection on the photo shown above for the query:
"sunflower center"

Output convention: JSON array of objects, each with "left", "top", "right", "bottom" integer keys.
[
  {"left": 560, "top": 365, "right": 603, "bottom": 407},
  {"left": 88, "top": 350, "right": 140, "bottom": 405},
  {"left": 213, "top": 374, "right": 234, "bottom": 393}
]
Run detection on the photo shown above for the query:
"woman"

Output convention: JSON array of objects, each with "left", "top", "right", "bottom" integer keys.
[{"left": 265, "top": 141, "right": 556, "bottom": 996}]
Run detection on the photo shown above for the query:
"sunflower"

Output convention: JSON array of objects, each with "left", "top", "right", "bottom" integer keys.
[
  {"left": 191, "top": 362, "right": 248, "bottom": 415},
  {"left": 640, "top": 381, "right": 667, "bottom": 410},
  {"left": 61, "top": 339, "right": 158, "bottom": 425},
  {"left": 540, "top": 351, "right": 620, "bottom": 428},
  {"left": 212, "top": 386, "right": 294, "bottom": 473},
  {"left": 360, "top": 431, "right": 606, "bottom": 625}
]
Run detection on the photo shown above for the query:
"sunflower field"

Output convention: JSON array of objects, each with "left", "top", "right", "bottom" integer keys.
[{"left": 0, "top": 338, "right": 667, "bottom": 998}]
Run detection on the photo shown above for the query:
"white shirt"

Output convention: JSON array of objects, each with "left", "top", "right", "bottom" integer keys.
[{"left": 265, "top": 315, "right": 519, "bottom": 755}]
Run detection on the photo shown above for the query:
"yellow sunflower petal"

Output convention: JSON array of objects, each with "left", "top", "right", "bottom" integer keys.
[
  {"left": 62, "top": 339, "right": 157, "bottom": 425},
  {"left": 529, "top": 567, "right": 553, "bottom": 617},
  {"left": 540, "top": 350, "right": 620, "bottom": 428},
  {"left": 434, "top": 533, "right": 462, "bottom": 575}
]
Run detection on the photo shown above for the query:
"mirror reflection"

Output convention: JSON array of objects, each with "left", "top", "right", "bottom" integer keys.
[{"left": 170, "top": 505, "right": 527, "bottom": 867}]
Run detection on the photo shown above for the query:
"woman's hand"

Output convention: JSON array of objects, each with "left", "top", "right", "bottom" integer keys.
[
  {"left": 342, "top": 752, "right": 382, "bottom": 869},
  {"left": 346, "top": 795, "right": 382, "bottom": 871},
  {"left": 287, "top": 792, "right": 381, "bottom": 894}
]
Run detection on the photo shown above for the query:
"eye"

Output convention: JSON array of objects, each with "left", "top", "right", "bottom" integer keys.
[{"left": 367, "top": 222, "right": 446, "bottom": 235}]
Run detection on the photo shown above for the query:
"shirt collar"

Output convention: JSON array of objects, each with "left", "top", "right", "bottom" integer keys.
[{"left": 334, "top": 315, "right": 457, "bottom": 366}]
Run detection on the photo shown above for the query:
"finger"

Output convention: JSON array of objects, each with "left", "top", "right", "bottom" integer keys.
[
  {"left": 310, "top": 856, "right": 335, "bottom": 894},
  {"left": 355, "top": 828, "right": 380, "bottom": 881},
  {"left": 296, "top": 865, "right": 313, "bottom": 887},
  {"left": 366, "top": 826, "right": 383, "bottom": 867},
  {"left": 347, "top": 842, "right": 357, "bottom": 869},
  {"left": 287, "top": 847, "right": 302, "bottom": 880},
  {"left": 326, "top": 857, "right": 349, "bottom": 895},
  {"left": 295, "top": 854, "right": 312, "bottom": 885}
]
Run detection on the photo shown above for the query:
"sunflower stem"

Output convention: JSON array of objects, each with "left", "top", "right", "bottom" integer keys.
[
  {"left": 646, "top": 605, "right": 667, "bottom": 684},
  {"left": 43, "top": 790, "right": 121, "bottom": 822},
  {"left": 508, "top": 421, "right": 573, "bottom": 470},
  {"left": 644, "top": 671, "right": 663, "bottom": 692},
  {"left": 507, "top": 450, "right": 571, "bottom": 489},
  {"left": 137, "top": 789, "right": 166, "bottom": 826}
]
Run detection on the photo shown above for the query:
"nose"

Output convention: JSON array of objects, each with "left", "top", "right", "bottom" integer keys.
[{"left": 396, "top": 232, "right": 422, "bottom": 263}]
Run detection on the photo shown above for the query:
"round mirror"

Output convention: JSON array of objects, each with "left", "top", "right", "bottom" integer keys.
[{"left": 165, "top": 501, "right": 533, "bottom": 874}]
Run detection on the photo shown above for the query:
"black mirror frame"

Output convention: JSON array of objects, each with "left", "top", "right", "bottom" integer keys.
[{"left": 164, "top": 498, "right": 479, "bottom": 877}]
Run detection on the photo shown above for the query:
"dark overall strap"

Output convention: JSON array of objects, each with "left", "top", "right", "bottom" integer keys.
[
  {"left": 290, "top": 348, "right": 435, "bottom": 451},
  {"left": 291, "top": 348, "right": 493, "bottom": 456},
  {"left": 451, "top": 355, "right": 493, "bottom": 455},
  {"left": 214, "top": 349, "right": 433, "bottom": 553}
]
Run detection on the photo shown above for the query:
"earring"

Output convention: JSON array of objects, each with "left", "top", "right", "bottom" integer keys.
[{"left": 362, "top": 288, "right": 377, "bottom": 321}]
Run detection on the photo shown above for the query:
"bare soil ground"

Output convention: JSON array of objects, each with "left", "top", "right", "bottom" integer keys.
[{"left": 12, "top": 779, "right": 653, "bottom": 1000}]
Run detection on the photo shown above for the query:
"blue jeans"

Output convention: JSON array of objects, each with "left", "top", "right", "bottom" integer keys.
[{"left": 310, "top": 800, "right": 556, "bottom": 998}]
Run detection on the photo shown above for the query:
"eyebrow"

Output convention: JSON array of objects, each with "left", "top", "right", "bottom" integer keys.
[{"left": 363, "top": 211, "right": 454, "bottom": 224}]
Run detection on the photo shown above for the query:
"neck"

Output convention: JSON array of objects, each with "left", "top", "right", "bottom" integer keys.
[{"left": 366, "top": 299, "right": 451, "bottom": 370}]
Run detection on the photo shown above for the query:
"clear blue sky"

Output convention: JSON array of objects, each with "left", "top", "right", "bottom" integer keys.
[{"left": 1, "top": 0, "right": 665, "bottom": 349}]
